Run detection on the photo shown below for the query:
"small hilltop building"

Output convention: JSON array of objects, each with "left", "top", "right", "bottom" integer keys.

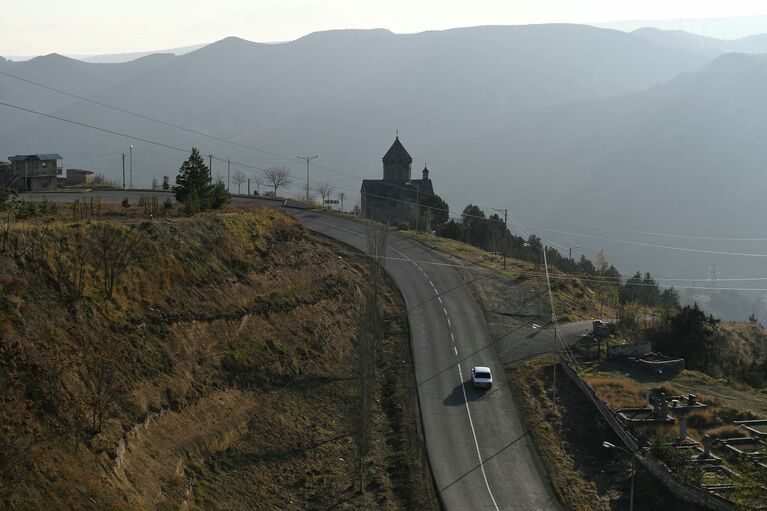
[
  {"left": 360, "top": 136, "right": 435, "bottom": 226},
  {"left": 3, "top": 153, "right": 63, "bottom": 191}
]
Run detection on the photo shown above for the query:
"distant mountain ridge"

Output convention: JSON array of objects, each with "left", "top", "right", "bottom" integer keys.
[
  {"left": 633, "top": 27, "right": 767, "bottom": 56},
  {"left": 2, "top": 24, "right": 766, "bottom": 302},
  {"left": 0, "top": 24, "right": 712, "bottom": 165}
]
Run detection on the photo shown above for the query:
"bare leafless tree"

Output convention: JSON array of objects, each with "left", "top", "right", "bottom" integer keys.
[
  {"left": 79, "top": 337, "right": 123, "bottom": 433},
  {"left": 53, "top": 228, "right": 90, "bottom": 305},
  {"left": 0, "top": 188, "right": 19, "bottom": 252},
  {"left": 0, "top": 340, "right": 35, "bottom": 493},
  {"left": 233, "top": 170, "right": 247, "bottom": 194},
  {"left": 253, "top": 173, "right": 265, "bottom": 195},
  {"left": 263, "top": 166, "right": 291, "bottom": 196},
  {"left": 94, "top": 225, "right": 143, "bottom": 299},
  {"left": 315, "top": 182, "right": 333, "bottom": 205},
  {"left": 355, "top": 301, "right": 376, "bottom": 493},
  {"left": 354, "top": 223, "right": 389, "bottom": 492}
]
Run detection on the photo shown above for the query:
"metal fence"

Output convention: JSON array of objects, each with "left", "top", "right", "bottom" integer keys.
[{"left": 559, "top": 359, "right": 738, "bottom": 511}]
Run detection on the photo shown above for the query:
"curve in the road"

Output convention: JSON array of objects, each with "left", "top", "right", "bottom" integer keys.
[
  {"left": 294, "top": 211, "right": 559, "bottom": 511},
  {"left": 22, "top": 191, "right": 559, "bottom": 510}
]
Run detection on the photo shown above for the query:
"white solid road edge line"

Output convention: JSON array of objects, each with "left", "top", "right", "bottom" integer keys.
[
  {"left": 320, "top": 219, "right": 500, "bottom": 509},
  {"left": 457, "top": 363, "right": 501, "bottom": 511}
]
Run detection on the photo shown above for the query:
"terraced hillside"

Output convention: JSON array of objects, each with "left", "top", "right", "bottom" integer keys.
[{"left": 0, "top": 207, "right": 435, "bottom": 510}]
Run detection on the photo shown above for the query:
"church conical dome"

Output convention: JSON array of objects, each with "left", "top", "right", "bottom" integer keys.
[{"left": 382, "top": 136, "right": 413, "bottom": 165}]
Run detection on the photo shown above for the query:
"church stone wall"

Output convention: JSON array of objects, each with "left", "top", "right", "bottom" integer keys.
[{"left": 383, "top": 161, "right": 411, "bottom": 181}]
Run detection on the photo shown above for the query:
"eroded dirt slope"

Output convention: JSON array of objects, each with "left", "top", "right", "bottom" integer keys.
[{"left": 0, "top": 208, "right": 434, "bottom": 510}]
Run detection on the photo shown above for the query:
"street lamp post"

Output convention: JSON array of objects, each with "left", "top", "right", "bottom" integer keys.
[
  {"left": 129, "top": 145, "right": 133, "bottom": 189},
  {"left": 603, "top": 441, "right": 635, "bottom": 511}
]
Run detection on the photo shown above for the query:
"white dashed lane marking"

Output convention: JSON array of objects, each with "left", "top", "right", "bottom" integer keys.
[{"left": 351, "top": 231, "right": 499, "bottom": 511}]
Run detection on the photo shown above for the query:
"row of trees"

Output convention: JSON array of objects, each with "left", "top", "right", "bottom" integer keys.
[
  {"left": 355, "top": 224, "right": 389, "bottom": 493},
  {"left": 174, "top": 150, "right": 351, "bottom": 210},
  {"left": 433, "top": 203, "right": 679, "bottom": 309},
  {"left": 642, "top": 303, "right": 767, "bottom": 386}
]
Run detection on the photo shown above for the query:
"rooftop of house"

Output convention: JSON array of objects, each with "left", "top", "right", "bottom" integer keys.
[{"left": 10, "top": 153, "right": 63, "bottom": 162}]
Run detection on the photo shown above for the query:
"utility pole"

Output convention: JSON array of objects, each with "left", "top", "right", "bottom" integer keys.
[
  {"left": 542, "top": 244, "right": 558, "bottom": 404},
  {"left": 568, "top": 246, "right": 580, "bottom": 260},
  {"left": 492, "top": 208, "right": 508, "bottom": 269},
  {"left": 227, "top": 159, "right": 231, "bottom": 191},
  {"left": 247, "top": 179, "right": 250, "bottom": 195},
  {"left": 297, "top": 155, "right": 318, "bottom": 202},
  {"left": 603, "top": 442, "right": 635, "bottom": 511},
  {"left": 121, "top": 153, "right": 126, "bottom": 190},
  {"left": 208, "top": 155, "right": 213, "bottom": 184},
  {"left": 129, "top": 145, "right": 133, "bottom": 189}
]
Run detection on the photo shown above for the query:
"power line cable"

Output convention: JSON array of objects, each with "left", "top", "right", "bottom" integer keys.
[
  {"left": 0, "top": 101, "right": 464, "bottom": 220},
  {"left": 10, "top": 96, "right": 762, "bottom": 266},
  {"left": 522, "top": 223, "right": 767, "bottom": 259},
  {"left": 0, "top": 69, "right": 506, "bottom": 215},
  {"left": 0, "top": 69, "right": 296, "bottom": 164},
  {"left": 511, "top": 209, "right": 767, "bottom": 242}
]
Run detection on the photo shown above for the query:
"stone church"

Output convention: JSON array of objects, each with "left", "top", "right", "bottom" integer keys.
[{"left": 360, "top": 136, "right": 435, "bottom": 226}]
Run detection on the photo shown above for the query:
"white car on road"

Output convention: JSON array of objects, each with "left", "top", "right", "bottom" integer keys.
[{"left": 471, "top": 366, "right": 493, "bottom": 389}]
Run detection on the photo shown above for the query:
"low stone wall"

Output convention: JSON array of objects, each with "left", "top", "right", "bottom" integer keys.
[
  {"left": 636, "top": 357, "right": 685, "bottom": 374},
  {"left": 559, "top": 359, "right": 737, "bottom": 511},
  {"left": 607, "top": 342, "right": 652, "bottom": 359}
]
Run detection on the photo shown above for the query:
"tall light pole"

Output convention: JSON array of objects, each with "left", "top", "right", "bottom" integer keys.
[
  {"left": 297, "top": 155, "right": 318, "bottom": 202},
  {"left": 568, "top": 246, "right": 581, "bottom": 260},
  {"left": 122, "top": 153, "right": 126, "bottom": 190},
  {"left": 525, "top": 240, "right": 557, "bottom": 403},
  {"left": 491, "top": 208, "right": 508, "bottom": 269},
  {"left": 129, "top": 145, "right": 133, "bottom": 189},
  {"left": 603, "top": 441, "right": 635, "bottom": 511}
]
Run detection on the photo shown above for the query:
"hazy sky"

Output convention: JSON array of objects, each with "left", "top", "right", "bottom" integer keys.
[{"left": 3, "top": 0, "right": 767, "bottom": 56}]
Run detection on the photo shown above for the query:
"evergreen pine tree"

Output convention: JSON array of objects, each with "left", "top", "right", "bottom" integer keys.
[{"left": 174, "top": 148, "right": 211, "bottom": 206}]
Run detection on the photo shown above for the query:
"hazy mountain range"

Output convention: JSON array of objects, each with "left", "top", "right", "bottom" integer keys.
[
  {"left": 2, "top": 23, "right": 767, "bottom": 319},
  {"left": 596, "top": 15, "right": 767, "bottom": 40}
]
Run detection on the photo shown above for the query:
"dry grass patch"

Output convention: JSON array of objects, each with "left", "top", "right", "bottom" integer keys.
[
  {"left": 0, "top": 209, "right": 436, "bottom": 510},
  {"left": 587, "top": 375, "right": 647, "bottom": 409}
]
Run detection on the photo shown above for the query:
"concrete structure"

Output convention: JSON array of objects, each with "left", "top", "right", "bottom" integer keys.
[
  {"left": 592, "top": 319, "right": 610, "bottom": 338},
  {"left": 607, "top": 342, "right": 653, "bottom": 359},
  {"left": 6, "top": 154, "right": 62, "bottom": 191},
  {"left": 360, "top": 137, "right": 435, "bottom": 227},
  {"left": 64, "top": 168, "right": 94, "bottom": 186},
  {"left": 0, "top": 161, "right": 9, "bottom": 184}
]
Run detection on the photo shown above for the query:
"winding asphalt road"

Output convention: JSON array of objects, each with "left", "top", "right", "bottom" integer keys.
[{"left": 24, "top": 190, "right": 560, "bottom": 510}]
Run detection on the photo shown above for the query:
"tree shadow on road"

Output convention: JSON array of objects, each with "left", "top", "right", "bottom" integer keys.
[{"left": 443, "top": 380, "right": 488, "bottom": 406}]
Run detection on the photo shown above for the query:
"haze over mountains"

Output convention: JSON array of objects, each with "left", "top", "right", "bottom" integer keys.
[{"left": 2, "top": 23, "right": 767, "bottom": 318}]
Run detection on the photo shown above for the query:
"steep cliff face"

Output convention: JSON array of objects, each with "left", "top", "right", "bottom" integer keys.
[{"left": 0, "top": 208, "right": 434, "bottom": 510}]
